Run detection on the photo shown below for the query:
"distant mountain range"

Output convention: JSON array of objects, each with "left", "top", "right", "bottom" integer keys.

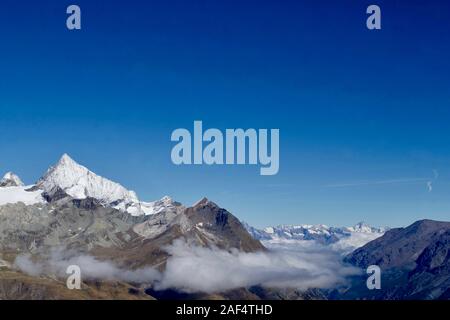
[
  {"left": 0, "top": 154, "right": 448, "bottom": 300},
  {"left": 244, "top": 222, "right": 388, "bottom": 253}
]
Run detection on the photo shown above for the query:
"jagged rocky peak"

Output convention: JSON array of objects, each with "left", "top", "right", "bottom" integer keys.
[
  {"left": 344, "top": 221, "right": 387, "bottom": 233},
  {"left": 159, "top": 195, "right": 175, "bottom": 205},
  {"left": 351, "top": 221, "right": 371, "bottom": 232},
  {"left": 125, "top": 195, "right": 181, "bottom": 216},
  {"left": 0, "top": 172, "right": 24, "bottom": 187},
  {"left": 35, "top": 153, "right": 139, "bottom": 205},
  {"left": 193, "top": 197, "right": 216, "bottom": 208}
]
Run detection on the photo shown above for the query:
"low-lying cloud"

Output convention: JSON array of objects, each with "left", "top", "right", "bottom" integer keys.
[
  {"left": 155, "top": 239, "right": 360, "bottom": 293},
  {"left": 14, "top": 240, "right": 361, "bottom": 294},
  {"left": 14, "top": 248, "right": 160, "bottom": 284}
]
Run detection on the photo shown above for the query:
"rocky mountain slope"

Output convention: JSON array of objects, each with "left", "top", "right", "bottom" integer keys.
[
  {"left": 342, "top": 220, "right": 450, "bottom": 299},
  {"left": 346, "top": 220, "right": 449, "bottom": 269}
]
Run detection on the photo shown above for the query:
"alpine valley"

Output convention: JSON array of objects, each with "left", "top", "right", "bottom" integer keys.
[{"left": 0, "top": 154, "right": 448, "bottom": 300}]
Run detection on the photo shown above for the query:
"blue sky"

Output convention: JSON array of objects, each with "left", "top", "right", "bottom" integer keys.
[{"left": 1, "top": 0, "right": 450, "bottom": 228}]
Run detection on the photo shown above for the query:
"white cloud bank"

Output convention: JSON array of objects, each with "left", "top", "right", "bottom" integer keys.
[
  {"left": 14, "top": 249, "right": 160, "bottom": 283},
  {"left": 14, "top": 240, "right": 361, "bottom": 294},
  {"left": 155, "top": 239, "right": 360, "bottom": 293}
]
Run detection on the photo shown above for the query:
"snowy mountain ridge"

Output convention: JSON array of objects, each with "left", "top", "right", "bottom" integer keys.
[
  {"left": 244, "top": 221, "right": 388, "bottom": 252},
  {"left": 0, "top": 154, "right": 173, "bottom": 216}
]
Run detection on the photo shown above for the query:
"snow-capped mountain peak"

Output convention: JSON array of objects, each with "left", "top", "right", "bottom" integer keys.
[
  {"left": 344, "top": 221, "right": 387, "bottom": 234},
  {"left": 36, "top": 153, "right": 139, "bottom": 206},
  {"left": 31, "top": 154, "right": 179, "bottom": 217},
  {"left": 59, "top": 153, "right": 75, "bottom": 165},
  {"left": 0, "top": 154, "right": 185, "bottom": 217},
  {"left": 0, "top": 172, "right": 24, "bottom": 187}
]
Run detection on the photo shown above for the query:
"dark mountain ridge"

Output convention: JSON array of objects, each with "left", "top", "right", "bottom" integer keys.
[{"left": 342, "top": 219, "right": 450, "bottom": 299}]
